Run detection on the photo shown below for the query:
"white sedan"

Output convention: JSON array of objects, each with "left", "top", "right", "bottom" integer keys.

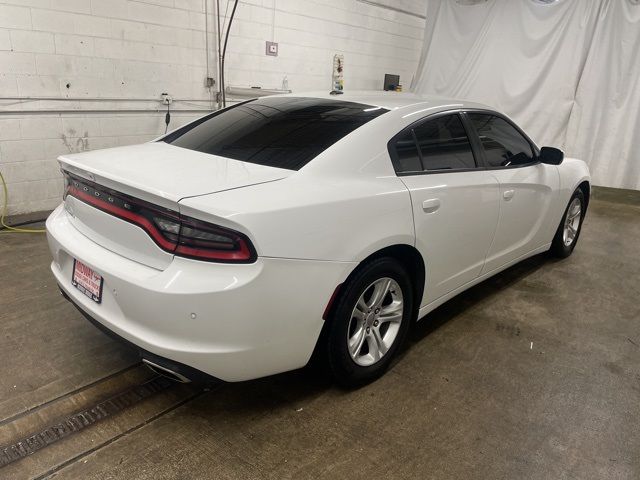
[{"left": 46, "top": 92, "right": 590, "bottom": 387}]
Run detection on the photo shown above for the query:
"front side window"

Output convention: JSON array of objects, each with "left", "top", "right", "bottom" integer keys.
[
  {"left": 164, "top": 97, "right": 388, "bottom": 171},
  {"left": 468, "top": 114, "right": 534, "bottom": 168}
]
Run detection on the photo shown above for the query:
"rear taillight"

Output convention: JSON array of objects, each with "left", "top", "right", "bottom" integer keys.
[{"left": 63, "top": 171, "right": 256, "bottom": 263}]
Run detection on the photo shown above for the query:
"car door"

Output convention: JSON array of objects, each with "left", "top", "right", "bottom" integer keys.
[
  {"left": 464, "top": 112, "right": 559, "bottom": 274},
  {"left": 389, "top": 112, "right": 501, "bottom": 306}
]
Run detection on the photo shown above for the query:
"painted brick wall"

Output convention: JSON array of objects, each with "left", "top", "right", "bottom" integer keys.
[{"left": 0, "top": 0, "right": 425, "bottom": 215}]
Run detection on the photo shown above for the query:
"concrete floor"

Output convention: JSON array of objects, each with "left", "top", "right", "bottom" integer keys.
[{"left": 0, "top": 189, "right": 638, "bottom": 479}]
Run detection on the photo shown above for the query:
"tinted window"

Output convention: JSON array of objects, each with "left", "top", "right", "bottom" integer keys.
[
  {"left": 412, "top": 114, "right": 476, "bottom": 170},
  {"left": 164, "top": 97, "right": 388, "bottom": 170},
  {"left": 394, "top": 131, "right": 422, "bottom": 173},
  {"left": 468, "top": 114, "right": 534, "bottom": 167}
]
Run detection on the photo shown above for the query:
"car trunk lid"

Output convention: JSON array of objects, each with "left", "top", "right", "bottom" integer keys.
[
  {"left": 59, "top": 142, "right": 291, "bottom": 269},
  {"left": 60, "top": 142, "right": 292, "bottom": 206}
]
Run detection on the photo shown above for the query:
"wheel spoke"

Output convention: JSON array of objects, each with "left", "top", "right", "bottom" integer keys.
[
  {"left": 378, "top": 302, "right": 403, "bottom": 324},
  {"left": 379, "top": 312, "right": 402, "bottom": 324},
  {"left": 366, "top": 333, "right": 381, "bottom": 362},
  {"left": 371, "top": 328, "right": 388, "bottom": 357},
  {"left": 368, "top": 279, "right": 391, "bottom": 308},
  {"left": 357, "top": 296, "right": 368, "bottom": 313},
  {"left": 349, "top": 326, "right": 366, "bottom": 358}
]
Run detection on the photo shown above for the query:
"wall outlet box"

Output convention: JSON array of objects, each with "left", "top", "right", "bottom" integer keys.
[{"left": 266, "top": 41, "right": 278, "bottom": 56}]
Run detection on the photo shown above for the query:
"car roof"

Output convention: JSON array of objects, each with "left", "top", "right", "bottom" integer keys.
[
  {"left": 259, "top": 91, "right": 501, "bottom": 176},
  {"left": 269, "top": 90, "right": 495, "bottom": 117}
]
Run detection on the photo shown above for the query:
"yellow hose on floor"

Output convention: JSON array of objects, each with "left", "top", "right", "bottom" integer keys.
[{"left": 0, "top": 170, "right": 46, "bottom": 233}]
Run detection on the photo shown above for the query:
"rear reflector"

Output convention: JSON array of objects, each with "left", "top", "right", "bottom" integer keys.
[
  {"left": 322, "top": 284, "right": 343, "bottom": 320},
  {"left": 63, "top": 171, "right": 256, "bottom": 263}
]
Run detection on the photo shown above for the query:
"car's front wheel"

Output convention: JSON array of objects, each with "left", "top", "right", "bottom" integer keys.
[
  {"left": 325, "top": 257, "right": 413, "bottom": 388},
  {"left": 550, "top": 188, "right": 586, "bottom": 258}
]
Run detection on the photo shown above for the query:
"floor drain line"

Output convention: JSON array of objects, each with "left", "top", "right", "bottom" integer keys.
[{"left": 0, "top": 375, "right": 174, "bottom": 468}]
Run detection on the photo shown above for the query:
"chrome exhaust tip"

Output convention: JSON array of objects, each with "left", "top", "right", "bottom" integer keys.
[{"left": 142, "top": 359, "right": 191, "bottom": 383}]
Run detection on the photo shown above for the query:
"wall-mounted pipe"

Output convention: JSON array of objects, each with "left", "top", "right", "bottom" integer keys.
[
  {"left": 356, "top": 0, "right": 426, "bottom": 19},
  {"left": 216, "top": 0, "right": 223, "bottom": 109},
  {"left": 0, "top": 96, "right": 211, "bottom": 102},
  {"left": 225, "top": 86, "right": 292, "bottom": 97},
  {"left": 220, "top": 0, "right": 239, "bottom": 107},
  {"left": 0, "top": 109, "right": 213, "bottom": 115}
]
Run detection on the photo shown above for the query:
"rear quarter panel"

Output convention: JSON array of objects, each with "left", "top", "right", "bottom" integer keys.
[{"left": 178, "top": 168, "right": 415, "bottom": 263}]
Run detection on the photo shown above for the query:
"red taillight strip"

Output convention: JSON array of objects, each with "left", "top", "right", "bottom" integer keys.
[
  {"left": 175, "top": 242, "right": 251, "bottom": 261},
  {"left": 66, "top": 182, "right": 257, "bottom": 263},
  {"left": 68, "top": 186, "right": 177, "bottom": 252}
]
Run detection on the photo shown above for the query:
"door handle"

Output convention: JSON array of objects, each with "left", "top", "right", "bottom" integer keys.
[
  {"left": 503, "top": 189, "right": 515, "bottom": 201},
  {"left": 422, "top": 198, "right": 441, "bottom": 213}
]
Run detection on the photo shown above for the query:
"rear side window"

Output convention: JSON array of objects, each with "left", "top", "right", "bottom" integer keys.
[
  {"left": 467, "top": 114, "right": 534, "bottom": 167},
  {"left": 413, "top": 115, "right": 476, "bottom": 171},
  {"left": 394, "top": 131, "right": 422, "bottom": 172},
  {"left": 390, "top": 114, "right": 476, "bottom": 173},
  {"left": 164, "top": 97, "right": 388, "bottom": 170}
]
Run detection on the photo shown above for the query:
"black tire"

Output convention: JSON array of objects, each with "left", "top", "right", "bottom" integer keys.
[
  {"left": 325, "top": 257, "right": 414, "bottom": 388},
  {"left": 550, "top": 188, "right": 586, "bottom": 258}
]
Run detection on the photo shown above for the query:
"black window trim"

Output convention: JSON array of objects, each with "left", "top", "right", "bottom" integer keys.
[{"left": 387, "top": 108, "right": 541, "bottom": 177}]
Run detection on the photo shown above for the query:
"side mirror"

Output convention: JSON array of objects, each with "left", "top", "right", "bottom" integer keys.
[{"left": 539, "top": 146, "right": 564, "bottom": 165}]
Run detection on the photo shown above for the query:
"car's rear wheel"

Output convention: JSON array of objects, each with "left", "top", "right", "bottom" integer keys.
[
  {"left": 550, "top": 188, "right": 585, "bottom": 258},
  {"left": 325, "top": 257, "right": 413, "bottom": 388}
]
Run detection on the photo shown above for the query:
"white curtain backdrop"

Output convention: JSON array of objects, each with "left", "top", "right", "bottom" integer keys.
[
  {"left": 565, "top": 0, "right": 640, "bottom": 190},
  {"left": 412, "top": 0, "right": 640, "bottom": 190}
]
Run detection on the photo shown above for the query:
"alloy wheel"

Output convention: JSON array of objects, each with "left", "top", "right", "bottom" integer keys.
[
  {"left": 347, "top": 277, "right": 404, "bottom": 367},
  {"left": 563, "top": 197, "right": 582, "bottom": 246}
]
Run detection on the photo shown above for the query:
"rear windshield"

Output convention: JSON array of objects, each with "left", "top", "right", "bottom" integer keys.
[{"left": 163, "top": 96, "right": 388, "bottom": 170}]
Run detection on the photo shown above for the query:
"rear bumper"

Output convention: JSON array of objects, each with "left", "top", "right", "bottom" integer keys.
[
  {"left": 47, "top": 204, "right": 355, "bottom": 382},
  {"left": 58, "top": 285, "right": 216, "bottom": 383}
]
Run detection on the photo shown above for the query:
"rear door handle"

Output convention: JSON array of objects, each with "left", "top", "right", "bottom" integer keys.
[
  {"left": 503, "top": 189, "right": 515, "bottom": 201},
  {"left": 422, "top": 198, "right": 441, "bottom": 213}
]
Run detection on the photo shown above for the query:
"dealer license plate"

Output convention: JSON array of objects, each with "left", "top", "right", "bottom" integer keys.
[{"left": 72, "top": 259, "right": 103, "bottom": 303}]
